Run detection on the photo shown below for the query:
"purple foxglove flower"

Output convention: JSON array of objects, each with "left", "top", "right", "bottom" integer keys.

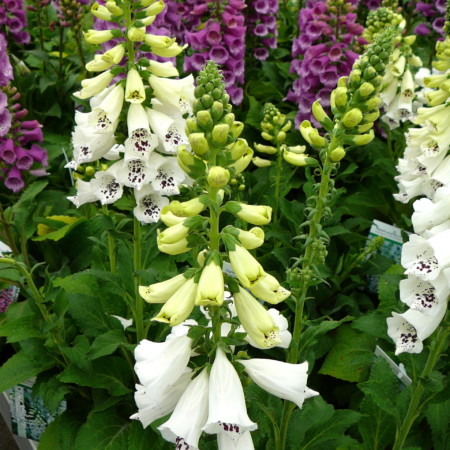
[
  {"left": 209, "top": 46, "right": 230, "bottom": 65},
  {"left": 0, "top": 139, "right": 16, "bottom": 164},
  {"left": 15, "top": 147, "right": 33, "bottom": 170},
  {"left": 184, "top": 52, "right": 209, "bottom": 72},
  {"left": 0, "top": 34, "right": 13, "bottom": 87},
  {"left": 433, "top": 17, "right": 445, "bottom": 35},
  {"left": 253, "top": 23, "right": 268, "bottom": 37},
  {"left": 436, "top": 0, "right": 446, "bottom": 13},
  {"left": 5, "top": 166, "right": 24, "bottom": 192},
  {"left": 416, "top": 1, "right": 435, "bottom": 17},
  {"left": 18, "top": 127, "right": 43, "bottom": 145},
  {"left": 321, "top": 67, "right": 339, "bottom": 88},
  {"left": 254, "top": 47, "right": 269, "bottom": 61},
  {"left": 328, "top": 43, "right": 343, "bottom": 61},
  {"left": 415, "top": 23, "right": 431, "bottom": 36},
  {"left": 261, "top": 36, "right": 277, "bottom": 49},
  {"left": 206, "top": 22, "right": 222, "bottom": 45},
  {"left": 254, "top": 0, "right": 269, "bottom": 14},
  {"left": 228, "top": 86, "right": 243, "bottom": 105},
  {"left": 0, "top": 286, "right": 19, "bottom": 313},
  {"left": 28, "top": 144, "right": 48, "bottom": 166},
  {"left": 0, "top": 109, "right": 12, "bottom": 137}
]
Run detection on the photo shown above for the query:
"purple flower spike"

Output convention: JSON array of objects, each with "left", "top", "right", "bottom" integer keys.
[
  {"left": 0, "top": 139, "right": 16, "bottom": 164},
  {"left": 209, "top": 45, "right": 229, "bottom": 64},
  {"left": 415, "top": 23, "right": 431, "bottom": 36},
  {"left": 254, "top": 47, "right": 269, "bottom": 61},
  {"left": 206, "top": 22, "right": 222, "bottom": 45},
  {"left": 19, "top": 127, "right": 44, "bottom": 145},
  {"left": 15, "top": 147, "right": 33, "bottom": 170},
  {"left": 5, "top": 167, "right": 24, "bottom": 193},
  {"left": 0, "top": 109, "right": 12, "bottom": 137}
]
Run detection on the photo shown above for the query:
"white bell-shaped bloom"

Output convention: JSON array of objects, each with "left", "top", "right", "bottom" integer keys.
[
  {"left": 203, "top": 348, "right": 257, "bottom": 441},
  {"left": 217, "top": 431, "right": 255, "bottom": 450},
  {"left": 71, "top": 127, "right": 117, "bottom": 165},
  {"left": 73, "top": 70, "right": 114, "bottom": 99},
  {"left": 67, "top": 179, "right": 97, "bottom": 207},
  {"left": 400, "top": 274, "right": 449, "bottom": 315},
  {"left": 387, "top": 300, "right": 447, "bottom": 354},
  {"left": 134, "top": 334, "right": 193, "bottom": 391},
  {"left": 147, "top": 60, "right": 179, "bottom": 77},
  {"left": 133, "top": 184, "right": 169, "bottom": 223},
  {"left": 158, "top": 369, "right": 209, "bottom": 450},
  {"left": 412, "top": 187, "right": 450, "bottom": 234},
  {"left": 238, "top": 359, "right": 311, "bottom": 409},
  {"left": 402, "top": 230, "right": 450, "bottom": 281},
  {"left": 147, "top": 104, "right": 189, "bottom": 154},
  {"left": 148, "top": 153, "right": 186, "bottom": 196},
  {"left": 149, "top": 74, "right": 195, "bottom": 114},
  {"left": 124, "top": 104, "right": 158, "bottom": 161},
  {"left": 125, "top": 68, "right": 146, "bottom": 104},
  {"left": 132, "top": 370, "right": 192, "bottom": 428},
  {"left": 113, "top": 158, "right": 157, "bottom": 190},
  {"left": 90, "top": 170, "right": 123, "bottom": 205}
]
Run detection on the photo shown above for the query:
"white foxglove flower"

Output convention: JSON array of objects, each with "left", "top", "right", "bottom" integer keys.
[
  {"left": 147, "top": 60, "right": 179, "bottom": 77},
  {"left": 90, "top": 170, "right": 123, "bottom": 205},
  {"left": 217, "top": 431, "right": 255, "bottom": 450},
  {"left": 67, "top": 179, "right": 97, "bottom": 207},
  {"left": 134, "top": 334, "right": 192, "bottom": 390},
  {"left": 149, "top": 153, "right": 186, "bottom": 196},
  {"left": 387, "top": 300, "right": 447, "bottom": 355},
  {"left": 228, "top": 245, "right": 266, "bottom": 288},
  {"left": 125, "top": 68, "right": 146, "bottom": 104},
  {"left": 400, "top": 274, "right": 449, "bottom": 315},
  {"left": 203, "top": 348, "right": 257, "bottom": 441},
  {"left": 149, "top": 74, "right": 195, "bottom": 114},
  {"left": 70, "top": 126, "right": 117, "bottom": 165},
  {"left": 114, "top": 158, "right": 157, "bottom": 191},
  {"left": 73, "top": 70, "right": 114, "bottom": 99},
  {"left": 158, "top": 369, "right": 209, "bottom": 450},
  {"left": 412, "top": 187, "right": 450, "bottom": 234},
  {"left": 133, "top": 185, "right": 170, "bottom": 223},
  {"left": 132, "top": 370, "right": 192, "bottom": 428},
  {"left": 75, "top": 84, "right": 124, "bottom": 133},
  {"left": 402, "top": 230, "right": 450, "bottom": 281},
  {"left": 147, "top": 104, "right": 189, "bottom": 154},
  {"left": 238, "top": 359, "right": 312, "bottom": 408},
  {"left": 124, "top": 104, "right": 158, "bottom": 161}
]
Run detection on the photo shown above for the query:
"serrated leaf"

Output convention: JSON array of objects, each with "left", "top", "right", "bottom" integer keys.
[
  {"left": 33, "top": 372, "right": 71, "bottom": 414},
  {"left": 352, "top": 311, "right": 389, "bottom": 340},
  {"left": 57, "top": 356, "right": 132, "bottom": 396},
  {"left": 0, "top": 350, "right": 54, "bottom": 392},
  {"left": 74, "top": 409, "right": 130, "bottom": 450},
  {"left": 88, "top": 329, "right": 130, "bottom": 360},
  {"left": 426, "top": 400, "right": 450, "bottom": 450},
  {"left": 319, "top": 325, "right": 375, "bottom": 382},
  {"left": 61, "top": 335, "right": 92, "bottom": 369},
  {"left": 39, "top": 410, "right": 85, "bottom": 450},
  {"left": 0, "top": 314, "right": 43, "bottom": 342}
]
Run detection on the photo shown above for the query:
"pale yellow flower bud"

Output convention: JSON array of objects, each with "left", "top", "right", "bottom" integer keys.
[
  {"left": 249, "top": 273, "right": 291, "bottom": 304},
  {"left": 254, "top": 143, "right": 277, "bottom": 155},
  {"left": 83, "top": 29, "right": 115, "bottom": 44},
  {"left": 228, "top": 245, "right": 266, "bottom": 288},
  {"left": 252, "top": 156, "right": 272, "bottom": 167},
  {"left": 139, "top": 273, "right": 187, "bottom": 303},
  {"left": 125, "top": 68, "right": 146, "bottom": 104},
  {"left": 207, "top": 166, "right": 230, "bottom": 188},
  {"left": 128, "top": 27, "right": 146, "bottom": 42},
  {"left": 195, "top": 260, "right": 224, "bottom": 306},
  {"left": 283, "top": 150, "right": 308, "bottom": 167},
  {"left": 236, "top": 227, "right": 265, "bottom": 249}
]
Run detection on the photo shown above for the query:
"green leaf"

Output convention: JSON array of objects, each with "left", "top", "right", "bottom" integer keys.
[
  {"left": 0, "top": 314, "right": 43, "bottom": 342},
  {"left": 128, "top": 421, "right": 169, "bottom": 450},
  {"left": 245, "top": 95, "right": 264, "bottom": 128},
  {"left": 33, "top": 372, "right": 71, "bottom": 414},
  {"left": 426, "top": 400, "right": 450, "bottom": 450},
  {"left": 74, "top": 409, "right": 130, "bottom": 450},
  {"left": 352, "top": 311, "right": 389, "bottom": 340},
  {"left": 378, "top": 265, "right": 404, "bottom": 311},
  {"left": 58, "top": 356, "right": 132, "bottom": 396},
  {"left": 319, "top": 325, "right": 376, "bottom": 382},
  {"left": 33, "top": 217, "right": 87, "bottom": 241},
  {"left": 39, "top": 411, "right": 86, "bottom": 450},
  {"left": 88, "top": 329, "right": 130, "bottom": 360},
  {"left": 61, "top": 335, "right": 92, "bottom": 369},
  {"left": 0, "top": 350, "right": 54, "bottom": 392},
  {"left": 287, "top": 396, "right": 361, "bottom": 449}
]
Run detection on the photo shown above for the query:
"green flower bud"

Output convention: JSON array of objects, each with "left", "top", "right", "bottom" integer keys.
[
  {"left": 194, "top": 85, "right": 206, "bottom": 98},
  {"left": 357, "top": 122, "right": 374, "bottom": 133},
  {"left": 365, "top": 96, "right": 382, "bottom": 109},
  {"left": 344, "top": 130, "right": 375, "bottom": 146},
  {"left": 85, "top": 166, "right": 95, "bottom": 176},
  {"left": 281, "top": 121, "right": 292, "bottom": 132},
  {"left": 185, "top": 117, "right": 200, "bottom": 134},
  {"left": 201, "top": 94, "right": 214, "bottom": 109},
  {"left": 363, "top": 110, "right": 380, "bottom": 122},
  {"left": 254, "top": 143, "right": 277, "bottom": 155},
  {"left": 231, "top": 121, "right": 244, "bottom": 139},
  {"left": 189, "top": 133, "right": 209, "bottom": 155},
  {"left": 276, "top": 131, "right": 286, "bottom": 142},
  {"left": 196, "top": 110, "right": 214, "bottom": 131},
  {"left": 212, "top": 124, "right": 229, "bottom": 145},
  {"left": 211, "top": 101, "right": 224, "bottom": 121},
  {"left": 312, "top": 100, "right": 334, "bottom": 130},
  {"left": 222, "top": 113, "right": 235, "bottom": 125},
  {"left": 252, "top": 157, "right": 272, "bottom": 167},
  {"left": 229, "top": 138, "right": 250, "bottom": 160},
  {"left": 300, "top": 121, "right": 327, "bottom": 147},
  {"left": 333, "top": 87, "right": 348, "bottom": 107},
  {"left": 358, "top": 82, "right": 375, "bottom": 98},
  {"left": 363, "top": 66, "right": 377, "bottom": 80},
  {"left": 261, "top": 132, "right": 273, "bottom": 141},
  {"left": 330, "top": 146, "right": 346, "bottom": 162},
  {"left": 207, "top": 166, "right": 230, "bottom": 188},
  {"left": 283, "top": 150, "right": 308, "bottom": 166},
  {"left": 342, "top": 108, "right": 363, "bottom": 128}
]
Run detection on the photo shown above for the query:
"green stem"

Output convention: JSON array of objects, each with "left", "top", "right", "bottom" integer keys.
[
  {"left": 58, "top": 25, "right": 65, "bottom": 80},
  {"left": 273, "top": 146, "right": 283, "bottom": 224},
  {"left": 133, "top": 217, "right": 144, "bottom": 342},
  {"left": 392, "top": 318, "right": 450, "bottom": 450},
  {"left": 278, "top": 401, "right": 296, "bottom": 450},
  {"left": 0, "top": 203, "right": 19, "bottom": 256},
  {"left": 74, "top": 32, "right": 86, "bottom": 71},
  {"left": 103, "top": 206, "right": 117, "bottom": 273}
]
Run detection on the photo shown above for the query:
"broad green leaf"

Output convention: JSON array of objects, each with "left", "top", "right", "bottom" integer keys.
[
  {"left": 58, "top": 356, "right": 132, "bottom": 396},
  {"left": 128, "top": 421, "right": 170, "bottom": 450},
  {"left": 0, "top": 314, "right": 43, "bottom": 342},
  {"left": 88, "top": 329, "right": 130, "bottom": 360},
  {"left": 33, "top": 372, "right": 71, "bottom": 413},
  {"left": 33, "top": 217, "right": 87, "bottom": 241},
  {"left": 426, "top": 400, "right": 450, "bottom": 450},
  {"left": 352, "top": 311, "right": 389, "bottom": 340},
  {"left": 39, "top": 411, "right": 85, "bottom": 450},
  {"left": 74, "top": 409, "right": 130, "bottom": 450},
  {"left": 319, "top": 325, "right": 375, "bottom": 382},
  {"left": 378, "top": 264, "right": 404, "bottom": 311},
  {"left": 0, "top": 350, "right": 54, "bottom": 392},
  {"left": 61, "top": 335, "right": 92, "bottom": 370}
]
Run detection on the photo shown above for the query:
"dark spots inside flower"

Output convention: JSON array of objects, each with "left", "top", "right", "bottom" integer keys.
[
  {"left": 141, "top": 195, "right": 161, "bottom": 220},
  {"left": 423, "top": 140, "right": 439, "bottom": 156},
  {"left": 175, "top": 436, "right": 190, "bottom": 450},
  {"left": 127, "top": 90, "right": 144, "bottom": 101},
  {"left": 219, "top": 421, "right": 241, "bottom": 436},
  {"left": 398, "top": 321, "right": 418, "bottom": 350},
  {"left": 155, "top": 169, "right": 177, "bottom": 194},
  {"left": 263, "top": 329, "right": 279, "bottom": 347},
  {"left": 95, "top": 110, "right": 112, "bottom": 131},
  {"left": 127, "top": 160, "right": 146, "bottom": 187},
  {"left": 131, "top": 128, "right": 153, "bottom": 157},
  {"left": 409, "top": 256, "right": 438, "bottom": 276},
  {"left": 99, "top": 179, "right": 120, "bottom": 201},
  {"left": 164, "top": 125, "right": 184, "bottom": 152}
]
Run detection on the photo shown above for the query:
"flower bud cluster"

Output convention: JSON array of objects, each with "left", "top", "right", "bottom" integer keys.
[
  {"left": 183, "top": 0, "right": 247, "bottom": 105},
  {"left": 0, "top": 39, "right": 48, "bottom": 193},
  {"left": 362, "top": 6, "right": 405, "bottom": 43},
  {"left": 55, "top": 0, "right": 89, "bottom": 32},
  {"left": 300, "top": 28, "right": 395, "bottom": 158},
  {"left": 133, "top": 60, "right": 317, "bottom": 449},
  {"left": 388, "top": 36, "right": 450, "bottom": 355},
  {"left": 0, "top": 0, "right": 30, "bottom": 45},
  {"left": 246, "top": 0, "right": 279, "bottom": 61},
  {"left": 67, "top": 0, "right": 192, "bottom": 223},
  {"left": 253, "top": 103, "right": 313, "bottom": 168},
  {"left": 413, "top": 0, "right": 446, "bottom": 38},
  {"left": 287, "top": 0, "right": 365, "bottom": 127}
]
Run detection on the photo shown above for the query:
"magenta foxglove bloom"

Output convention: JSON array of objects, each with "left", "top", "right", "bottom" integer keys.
[{"left": 0, "top": 0, "right": 30, "bottom": 44}]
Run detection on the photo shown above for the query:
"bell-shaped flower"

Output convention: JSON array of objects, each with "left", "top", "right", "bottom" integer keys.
[
  {"left": 101, "top": 43, "right": 125, "bottom": 65},
  {"left": 76, "top": 84, "right": 124, "bottom": 134},
  {"left": 387, "top": 300, "right": 447, "bottom": 355},
  {"left": 203, "top": 348, "right": 257, "bottom": 441},
  {"left": 124, "top": 104, "right": 158, "bottom": 161},
  {"left": 140, "top": 273, "right": 188, "bottom": 304},
  {"left": 67, "top": 179, "right": 97, "bottom": 207},
  {"left": 149, "top": 74, "right": 195, "bottom": 114},
  {"left": 402, "top": 230, "right": 450, "bottom": 281},
  {"left": 133, "top": 185, "right": 169, "bottom": 223},
  {"left": 217, "top": 430, "right": 255, "bottom": 450},
  {"left": 152, "top": 277, "right": 198, "bottom": 326},
  {"left": 132, "top": 370, "right": 192, "bottom": 428},
  {"left": 238, "top": 358, "right": 311, "bottom": 408},
  {"left": 158, "top": 216, "right": 201, "bottom": 246},
  {"left": 236, "top": 227, "right": 264, "bottom": 250},
  {"left": 249, "top": 273, "right": 291, "bottom": 304},
  {"left": 114, "top": 158, "right": 156, "bottom": 191},
  {"left": 85, "top": 54, "right": 114, "bottom": 72},
  {"left": 89, "top": 169, "right": 123, "bottom": 205},
  {"left": 70, "top": 127, "right": 117, "bottom": 165},
  {"left": 400, "top": 274, "right": 449, "bottom": 315},
  {"left": 148, "top": 152, "right": 186, "bottom": 196},
  {"left": 151, "top": 42, "right": 188, "bottom": 58},
  {"left": 125, "top": 68, "right": 146, "bottom": 104},
  {"left": 226, "top": 201, "right": 272, "bottom": 225},
  {"left": 412, "top": 187, "right": 450, "bottom": 234},
  {"left": 413, "top": 104, "right": 449, "bottom": 134},
  {"left": 234, "top": 286, "right": 281, "bottom": 349},
  {"left": 73, "top": 70, "right": 114, "bottom": 99},
  {"left": 147, "top": 60, "right": 179, "bottom": 77},
  {"left": 158, "top": 369, "right": 209, "bottom": 450},
  {"left": 147, "top": 103, "right": 189, "bottom": 154},
  {"left": 195, "top": 258, "right": 224, "bottom": 306},
  {"left": 83, "top": 29, "right": 116, "bottom": 45},
  {"left": 228, "top": 244, "right": 266, "bottom": 288}
]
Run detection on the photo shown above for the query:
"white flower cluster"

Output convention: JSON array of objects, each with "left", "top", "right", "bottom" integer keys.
[
  {"left": 379, "top": 36, "right": 422, "bottom": 130},
  {"left": 131, "top": 320, "right": 318, "bottom": 449},
  {"left": 387, "top": 37, "right": 450, "bottom": 355},
  {"left": 67, "top": 0, "right": 193, "bottom": 223}
]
